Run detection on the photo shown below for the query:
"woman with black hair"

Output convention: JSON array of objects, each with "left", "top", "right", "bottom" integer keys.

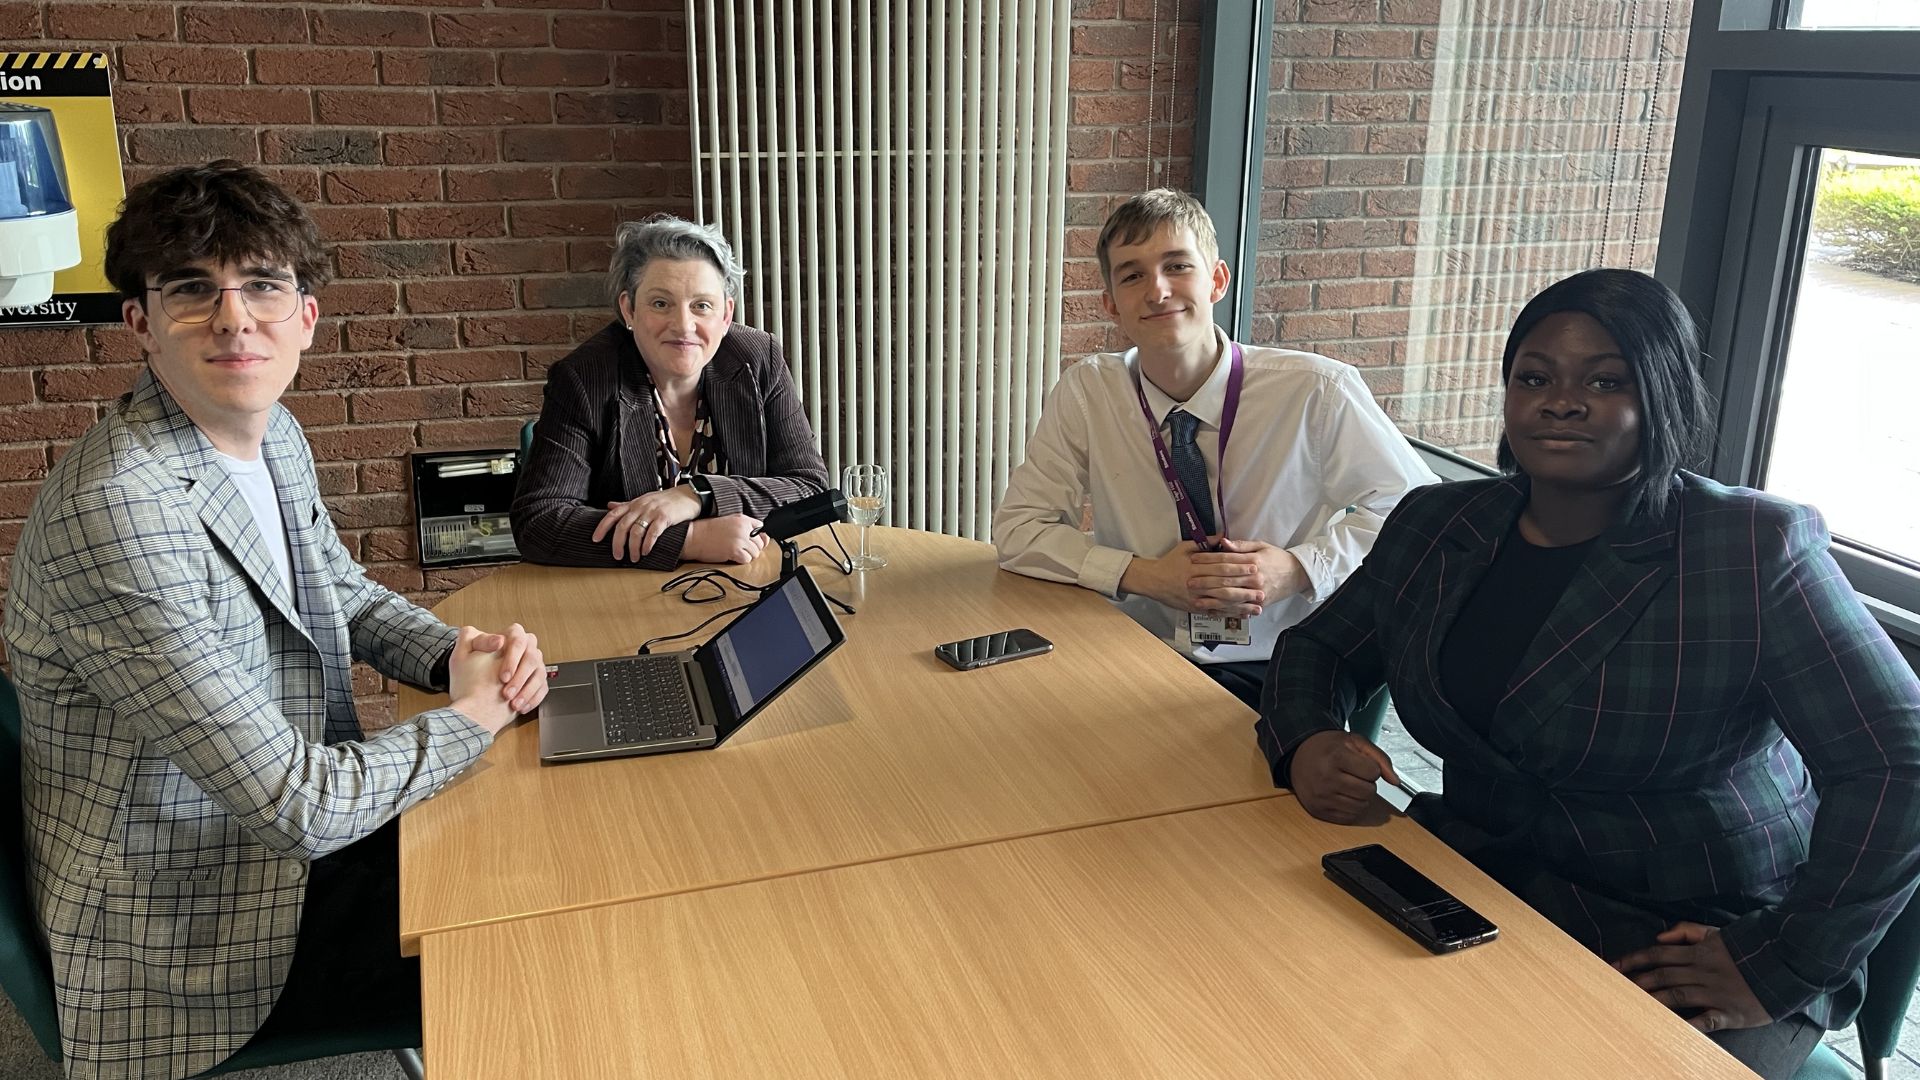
[{"left": 1257, "top": 268, "right": 1920, "bottom": 1078}]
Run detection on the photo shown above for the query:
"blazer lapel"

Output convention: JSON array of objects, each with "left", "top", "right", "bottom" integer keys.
[
  {"left": 615, "top": 336, "right": 663, "bottom": 497},
  {"left": 702, "top": 339, "right": 761, "bottom": 475},
  {"left": 131, "top": 371, "right": 309, "bottom": 640},
  {"left": 1490, "top": 485, "right": 1680, "bottom": 754},
  {"left": 262, "top": 414, "right": 361, "bottom": 741}
]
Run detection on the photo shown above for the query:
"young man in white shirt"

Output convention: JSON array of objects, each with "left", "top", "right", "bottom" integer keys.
[{"left": 993, "top": 189, "right": 1436, "bottom": 709}]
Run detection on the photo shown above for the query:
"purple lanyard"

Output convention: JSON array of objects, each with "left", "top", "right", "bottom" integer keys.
[{"left": 1133, "top": 342, "right": 1244, "bottom": 550}]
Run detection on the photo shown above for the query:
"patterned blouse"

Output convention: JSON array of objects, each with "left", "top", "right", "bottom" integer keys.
[{"left": 638, "top": 365, "right": 727, "bottom": 487}]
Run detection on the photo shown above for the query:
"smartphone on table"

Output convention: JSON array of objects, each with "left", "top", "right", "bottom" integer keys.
[
  {"left": 1322, "top": 844, "right": 1498, "bottom": 954},
  {"left": 933, "top": 628, "right": 1053, "bottom": 671}
]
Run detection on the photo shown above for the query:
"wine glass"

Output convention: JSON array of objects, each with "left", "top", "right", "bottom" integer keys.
[{"left": 842, "top": 464, "right": 888, "bottom": 570}]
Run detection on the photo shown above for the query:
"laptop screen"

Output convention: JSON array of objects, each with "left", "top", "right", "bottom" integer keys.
[{"left": 708, "top": 572, "right": 837, "bottom": 718}]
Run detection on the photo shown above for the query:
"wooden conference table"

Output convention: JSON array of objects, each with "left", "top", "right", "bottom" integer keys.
[{"left": 398, "top": 527, "right": 1756, "bottom": 1079}]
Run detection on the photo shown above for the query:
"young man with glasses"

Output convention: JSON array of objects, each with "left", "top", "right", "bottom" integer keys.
[
  {"left": 3, "top": 160, "right": 549, "bottom": 1080},
  {"left": 994, "top": 189, "right": 1436, "bottom": 711}
]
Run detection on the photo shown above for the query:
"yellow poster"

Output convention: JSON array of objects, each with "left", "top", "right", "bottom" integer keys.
[{"left": 0, "top": 52, "right": 125, "bottom": 326}]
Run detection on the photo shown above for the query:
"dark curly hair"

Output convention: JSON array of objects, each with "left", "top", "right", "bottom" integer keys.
[
  {"left": 1497, "top": 268, "right": 1716, "bottom": 521},
  {"left": 104, "top": 160, "right": 329, "bottom": 302}
]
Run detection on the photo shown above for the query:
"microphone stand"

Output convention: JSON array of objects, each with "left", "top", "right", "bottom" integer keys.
[{"left": 778, "top": 538, "right": 856, "bottom": 615}]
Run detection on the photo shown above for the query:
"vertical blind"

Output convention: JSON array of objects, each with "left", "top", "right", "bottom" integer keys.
[{"left": 686, "top": 1, "right": 1071, "bottom": 539}]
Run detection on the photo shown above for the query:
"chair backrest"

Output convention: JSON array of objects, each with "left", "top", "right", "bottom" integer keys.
[
  {"left": 519, "top": 418, "right": 535, "bottom": 461},
  {"left": 0, "top": 670, "right": 63, "bottom": 1060}
]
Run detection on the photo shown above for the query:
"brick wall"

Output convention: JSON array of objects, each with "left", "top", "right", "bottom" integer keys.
[
  {"left": 0, "top": 2, "right": 1198, "bottom": 719},
  {"left": 1246, "top": 0, "right": 1689, "bottom": 462}
]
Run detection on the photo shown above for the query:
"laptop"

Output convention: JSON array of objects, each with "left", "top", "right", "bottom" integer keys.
[{"left": 538, "top": 566, "right": 846, "bottom": 764}]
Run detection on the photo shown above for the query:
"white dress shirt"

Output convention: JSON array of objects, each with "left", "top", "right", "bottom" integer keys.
[{"left": 993, "top": 328, "right": 1437, "bottom": 664}]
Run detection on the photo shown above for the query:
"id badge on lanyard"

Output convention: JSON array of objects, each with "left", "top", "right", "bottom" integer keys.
[{"left": 1133, "top": 343, "right": 1253, "bottom": 649}]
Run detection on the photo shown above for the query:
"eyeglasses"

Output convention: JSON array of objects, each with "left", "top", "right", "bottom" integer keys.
[{"left": 146, "top": 279, "right": 307, "bottom": 325}]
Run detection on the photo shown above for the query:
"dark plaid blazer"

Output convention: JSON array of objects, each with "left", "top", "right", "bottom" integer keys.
[
  {"left": 1257, "top": 472, "right": 1920, "bottom": 1029},
  {"left": 511, "top": 320, "right": 830, "bottom": 570},
  {"left": 4, "top": 371, "right": 491, "bottom": 1080}
]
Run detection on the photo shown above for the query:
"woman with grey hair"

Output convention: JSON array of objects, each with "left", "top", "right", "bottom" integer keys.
[{"left": 513, "top": 215, "right": 829, "bottom": 567}]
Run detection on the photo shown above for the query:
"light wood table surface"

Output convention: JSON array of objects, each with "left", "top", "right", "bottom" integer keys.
[
  {"left": 420, "top": 796, "right": 1757, "bottom": 1080},
  {"left": 397, "top": 527, "right": 1278, "bottom": 951}
]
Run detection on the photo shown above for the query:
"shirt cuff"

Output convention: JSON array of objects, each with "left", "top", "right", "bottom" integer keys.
[
  {"left": 1078, "top": 544, "right": 1135, "bottom": 600},
  {"left": 1287, "top": 542, "right": 1338, "bottom": 603}
]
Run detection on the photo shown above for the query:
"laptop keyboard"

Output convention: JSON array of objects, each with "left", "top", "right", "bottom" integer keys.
[{"left": 596, "top": 657, "right": 701, "bottom": 745}]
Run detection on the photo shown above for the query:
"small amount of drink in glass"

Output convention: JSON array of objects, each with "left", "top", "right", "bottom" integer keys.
[{"left": 842, "top": 464, "right": 888, "bottom": 570}]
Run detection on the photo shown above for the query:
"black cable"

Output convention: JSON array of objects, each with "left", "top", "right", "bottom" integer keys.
[
  {"left": 636, "top": 602, "right": 755, "bottom": 654},
  {"left": 795, "top": 523, "right": 854, "bottom": 575},
  {"left": 660, "top": 566, "right": 765, "bottom": 604}
]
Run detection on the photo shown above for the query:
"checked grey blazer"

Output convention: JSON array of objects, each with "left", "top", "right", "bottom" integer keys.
[{"left": 4, "top": 371, "right": 492, "bottom": 1080}]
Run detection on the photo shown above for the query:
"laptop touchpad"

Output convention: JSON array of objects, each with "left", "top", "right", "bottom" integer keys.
[{"left": 544, "top": 683, "right": 600, "bottom": 717}]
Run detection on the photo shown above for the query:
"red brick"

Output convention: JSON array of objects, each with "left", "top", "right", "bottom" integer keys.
[
  {"left": 465, "top": 383, "right": 543, "bottom": 416},
  {"left": 433, "top": 12, "right": 550, "bottom": 47},
  {"left": 39, "top": 364, "right": 142, "bottom": 402},
  {"left": 558, "top": 166, "right": 659, "bottom": 200},
  {"left": 500, "top": 50, "right": 609, "bottom": 87},
  {"left": 298, "top": 354, "right": 409, "bottom": 390},
  {"left": 0, "top": 446, "right": 47, "bottom": 483},
  {"left": 255, "top": 47, "right": 378, "bottom": 85},
  {"left": 307, "top": 418, "right": 412, "bottom": 455},
  {"left": 362, "top": 562, "right": 424, "bottom": 595},
  {"left": 610, "top": 128, "right": 685, "bottom": 162},
  {"left": 0, "top": 371, "right": 34, "bottom": 405},
  {"left": 439, "top": 91, "right": 553, "bottom": 127},
  {"left": 343, "top": 318, "right": 460, "bottom": 352},
  {"left": 49, "top": 2, "right": 175, "bottom": 41},
  {"left": 419, "top": 418, "right": 525, "bottom": 447},
  {"left": 260, "top": 167, "right": 322, "bottom": 202},
  {"left": 316, "top": 90, "right": 435, "bottom": 127},
  {"left": 416, "top": 349, "right": 527, "bottom": 383},
  {"left": 0, "top": 329, "right": 89, "bottom": 367},
  {"left": 360, "top": 460, "right": 408, "bottom": 493},
  {"left": 336, "top": 242, "right": 452, "bottom": 280},
  {"left": 1279, "top": 311, "right": 1354, "bottom": 342},
  {"left": 1283, "top": 251, "right": 1363, "bottom": 280},
  {"left": 350, "top": 387, "right": 463, "bottom": 423},
  {"left": 502, "top": 128, "right": 612, "bottom": 163},
  {"left": 1303, "top": 0, "right": 1378, "bottom": 21},
  {"left": 2, "top": 405, "right": 96, "bottom": 440},
  {"left": 115, "top": 86, "right": 183, "bottom": 124},
  {"left": 1071, "top": 24, "right": 1153, "bottom": 57},
  {"left": 284, "top": 392, "right": 349, "bottom": 428},
  {"left": 381, "top": 50, "right": 496, "bottom": 87},
  {"left": 128, "top": 127, "right": 258, "bottom": 164},
  {"left": 404, "top": 280, "right": 517, "bottom": 313},
  {"left": 323, "top": 168, "right": 441, "bottom": 205},
  {"left": 384, "top": 131, "right": 496, "bottom": 167},
  {"left": 0, "top": 3, "right": 40, "bottom": 38},
  {"left": 363, "top": 528, "right": 415, "bottom": 563},
  {"left": 0, "top": 482, "right": 40, "bottom": 518},
  {"left": 315, "top": 283, "right": 399, "bottom": 317},
  {"left": 264, "top": 130, "right": 381, "bottom": 167},
  {"left": 182, "top": 5, "right": 308, "bottom": 43},
  {"left": 453, "top": 240, "right": 568, "bottom": 276},
  {"left": 552, "top": 91, "right": 660, "bottom": 125},
  {"left": 567, "top": 239, "right": 612, "bottom": 273},
  {"left": 1071, "top": 93, "right": 1150, "bottom": 125},
  {"left": 1363, "top": 249, "right": 1416, "bottom": 278},
  {"left": 613, "top": 52, "right": 683, "bottom": 89},
  {"left": 1067, "top": 59, "right": 1115, "bottom": 92},
  {"left": 312, "top": 9, "right": 431, "bottom": 46},
  {"left": 1381, "top": 0, "right": 1442, "bottom": 23},
  {"left": 1329, "top": 158, "right": 1409, "bottom": 186},
  {"left": 395, "top": 206, "right": 505, "bottom": 240},
  {"left": 446, "top": 167, "right": 553, "bottom": 202},
  {"left": 325, "top": 493, "right": 416, "bottom": 530},
  {"left": 121, "top": 44, "right": 246, "bottom": 83},
  {"left": 1334, "top": 29, "right": 1418, "bottom": 56},
  {"left": 550, "top": 13, "right": 659, "bottom": 49},
  {"left": 188, "top": 88, "right": 313, "bottom": 125},
  {"left": 521, "top": 275, "right": 603, "bottom": 309},
  {"left": 1374, "top": 61, "right": 1434, "bottom": 90},
  {"left": 509, "top": 204, "right": 613, "bottom": 237},
  {"left": 1292, "top": 61, "right": 1374, "bottom": 90}
]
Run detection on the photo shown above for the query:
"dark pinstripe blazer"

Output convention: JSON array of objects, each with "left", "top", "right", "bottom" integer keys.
[
  {"left": 3, "top": 371, "right": 491, "bottom": 1080},
  {"left": 1258, "top": 472, "right": 1920, "bottom": 1029},
  {"left": 511, "top": 320, "right": 829, "bottom": 570}
]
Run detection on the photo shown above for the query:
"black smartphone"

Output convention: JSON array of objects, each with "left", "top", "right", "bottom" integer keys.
[
  {"left": 933, "top": 628, "right": 1053, "bottom": 671},
  {"left": 1322, "top": 844, "right": 1498, "bottom": 954}
]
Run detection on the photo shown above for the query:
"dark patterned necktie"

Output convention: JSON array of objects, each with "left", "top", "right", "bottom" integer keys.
[{"left": 1165, "top": 409, "right": 1216, "bottom": 537}]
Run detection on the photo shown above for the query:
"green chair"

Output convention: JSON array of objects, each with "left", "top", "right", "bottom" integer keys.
[
  {"left": 0, "top": 672, "right": 427, "bottom": 1079},
  {"left": 519, "top": 418, "right": 535, "bottom": 461},
  {"left": 1349, "top": 683, "right": 1392, "bottom": 744},
  {"left": 1795, "top": 895, "right": 1920, "bottom": 1080}
]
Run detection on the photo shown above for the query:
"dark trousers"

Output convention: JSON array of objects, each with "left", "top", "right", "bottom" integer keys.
[
  {"left": 240, "top": 819, "right": 421, "bottom": 1050},
  {"left": 1197, "top": 658, "right": 1269, "bottom": 712},
  {"left": 1710, "top": 1015, "right": 1823, "bottom": 1080}
]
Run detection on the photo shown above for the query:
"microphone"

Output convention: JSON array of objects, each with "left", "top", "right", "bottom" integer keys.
[{"left": 755, "top": 488, "right": 849, "bottom": 542}]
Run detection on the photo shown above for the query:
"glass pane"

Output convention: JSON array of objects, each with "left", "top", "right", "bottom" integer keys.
[
  {"left": 1791, "top": 1, "right": 1920, "bottom": 30},
  {"left": 1251, "top": 0, "right": 1692, "bottom": 463},
  {"left": 1763, "top": 149, "right": 1920, "bottom": 567}
]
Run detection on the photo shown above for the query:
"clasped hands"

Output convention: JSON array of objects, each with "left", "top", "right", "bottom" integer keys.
[
  {"left": 448, "top": 623, "right": 548, "bottom": 736},
  {"left": 591, "top": 485, "right": 765, "bottom": 565},
  {"left": 1121, "top": 537, "right": 1306, "bottom": 617}
]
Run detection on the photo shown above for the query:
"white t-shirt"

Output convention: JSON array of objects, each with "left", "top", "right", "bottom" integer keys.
[{"left": 217, "top": 450, "right": 295, "bottom": 604}]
